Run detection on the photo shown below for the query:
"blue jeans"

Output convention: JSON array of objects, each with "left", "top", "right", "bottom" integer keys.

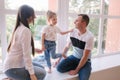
[
  {"left": 5, "top": 61, "right": 46, "bottom": 80},
  {"left": 44, "top": 40, "right": 62, "bottom": 68},
  {"left": 57, "top": 55, "right": 91, "bottom": 80}
]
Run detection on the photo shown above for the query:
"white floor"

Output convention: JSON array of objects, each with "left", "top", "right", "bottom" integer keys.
[
  {"left": 0, "top": 64, "right": 7, "bottom": 80},
  {"left": 0, "top": 63, "right": 78, "bottom": 80}
]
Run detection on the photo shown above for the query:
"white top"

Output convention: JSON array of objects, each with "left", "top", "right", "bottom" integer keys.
[
  {"left": 68, "top": 29, "right": 94, "bottom": 59},
  {"left": 41, "top": 25, "right": 61, "bottom": 41},
  {"left": 3, "top": 23, "right": 34, "bottom": 74}
]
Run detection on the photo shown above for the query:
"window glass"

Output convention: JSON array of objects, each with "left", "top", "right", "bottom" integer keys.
[
  {"left": 5, "top": 0, "right": 48, "bottom": 11},
  {"left": 0, "top": 37, "right": 2, "bottom": 63},
  {"left": 69, "top": 0, "right": 101, "bottom": 14},
  {"left": 33, "top": 15, "right": 47, "bottom": 49},
  {"left": 6, "top": 15, "right": 16, "bottom": 43},
  {"left": 6, "top": 15, "right": 47, "bottom": 56},
  {"left": 104, "top": 0, "right": 109, "bottom": 15}
]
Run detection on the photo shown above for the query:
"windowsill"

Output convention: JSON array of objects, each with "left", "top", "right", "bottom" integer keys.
[{"left": 92, "top": 51, "right": 120, "bottom": 58}]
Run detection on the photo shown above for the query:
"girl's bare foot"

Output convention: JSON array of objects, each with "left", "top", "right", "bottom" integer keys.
[
  {"left": 48, "top": 68, "right": 52, "bottom": 73},
  {"left": 53, "top": 61, "right": 58, "bottom": 67}
]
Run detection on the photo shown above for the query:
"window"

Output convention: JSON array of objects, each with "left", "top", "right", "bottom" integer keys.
[
  {"left": 33, "top": 15, "right": 47, "bottom": 50},
  {"left": 69, "top": 0, "right": 101, "bottom": 14},
  {"left": 68, "top": 0, "right": 120, "bottom": 56},
  {"left": 5, "top": 0, "right": 48, "bottom": 11},
  {"left": 0, "top": 38, "right": 1, "bottom": 63},
  {"left": 1, "top": 0, "right": 120, "bottom": 63},
  {"left": 3, "top": 0, "right": 49, "bottom": 59},
  {"left": 6, "top": 15, "right": 16, "bottom": 43}
]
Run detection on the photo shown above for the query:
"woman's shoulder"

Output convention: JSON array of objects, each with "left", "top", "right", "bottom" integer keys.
[{"left": 20, "top": 24, "right": 31, "bottom": 34}]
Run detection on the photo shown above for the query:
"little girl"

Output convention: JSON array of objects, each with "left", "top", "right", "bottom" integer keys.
[{"left": 41, "top": 10, "right": 73, "bottom": 73}]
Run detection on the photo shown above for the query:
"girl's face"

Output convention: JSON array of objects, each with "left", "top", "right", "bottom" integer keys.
[{"left": 48, "top": 15, "right": 57, "bottom": 26}]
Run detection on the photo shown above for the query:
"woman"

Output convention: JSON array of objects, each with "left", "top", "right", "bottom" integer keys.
[{"left": 3, "top": 5, "right": 46, "bottom": 80}]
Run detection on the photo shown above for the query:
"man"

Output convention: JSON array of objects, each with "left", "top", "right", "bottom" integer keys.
[{"left": 57, "top": 14, "right": 94, "bottom": 80}]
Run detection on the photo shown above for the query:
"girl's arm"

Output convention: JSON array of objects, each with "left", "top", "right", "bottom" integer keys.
[
  {"left": 35, "top": 48, "right": 43, "bottom": 53},
  {"left": 41, "top": 33, "right": 46, "bottom": 51},
  {"left": 60, "top": 29, "right": 73, "bottom": 35}
]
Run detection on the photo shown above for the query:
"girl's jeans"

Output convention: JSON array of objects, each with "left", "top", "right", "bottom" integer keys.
[{"left": 44, "top": 40, "right": 62, "bottom": 68}]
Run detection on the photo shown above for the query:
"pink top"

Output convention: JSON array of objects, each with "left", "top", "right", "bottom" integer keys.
[{"left": 4, "top": 23, "right": 34, "bottom": 74}]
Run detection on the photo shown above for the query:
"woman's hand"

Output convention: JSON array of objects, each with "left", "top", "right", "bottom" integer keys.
[{"left": 30, "top": 74, "right": 37, "bottom": 80}]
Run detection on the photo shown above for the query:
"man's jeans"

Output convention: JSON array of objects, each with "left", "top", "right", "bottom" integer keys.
[
  {"left": 57, "top": 55, "right": 91, "bottom": 80},
  {"left": 44, "top": 40, "right": 61, "bottom": 68}
]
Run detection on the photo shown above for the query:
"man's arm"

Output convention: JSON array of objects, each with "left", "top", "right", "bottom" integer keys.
[
  {"left": 62, "top": 41, "right": 72, "bottom": 58},
  {"left": 76, "top": 50, "right": 90, "bottom": 70},
  {"left": 69, "top": 49, "right": 91, "bottom": 75}
]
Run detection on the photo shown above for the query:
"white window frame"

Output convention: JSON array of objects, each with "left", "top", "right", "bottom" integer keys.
[
  {"left": 1, "top": 0, "right": 120, "bottom": 63},
  {"left": 0, "top": 0, "right": 46, "bottom": 63},
  {"left": 58, "top": 0, "right": 120, "bottom": 56}
]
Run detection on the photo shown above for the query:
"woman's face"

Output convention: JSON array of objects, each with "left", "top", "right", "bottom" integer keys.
[{"left": 27, "top": 15, "right": 36, "bottom": 24}]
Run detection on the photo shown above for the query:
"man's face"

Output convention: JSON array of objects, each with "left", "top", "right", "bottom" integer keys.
[{"left": 74, "top": 16, "right": 83, "bottom": 29}]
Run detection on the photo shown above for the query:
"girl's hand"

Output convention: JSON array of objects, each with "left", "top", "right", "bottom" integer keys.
[
  {"left": 41, "top": 45, "right": 45, "bottom": 51},
  {"left": 69, "top": 28, "right": 74, "bottom": 32},
  {"left": 30, "top": 74, "right": 37, "bottom": 80},
  {"left": 35, "top": 48, "right": 43, "bottom": 53}
]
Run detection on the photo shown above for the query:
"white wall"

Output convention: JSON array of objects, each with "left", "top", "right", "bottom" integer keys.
[{"left": 91, "top": 52, "right": 120, "bottom": 72}]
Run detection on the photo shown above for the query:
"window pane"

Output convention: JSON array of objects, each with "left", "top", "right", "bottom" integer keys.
[
  {"left": 104, "top": 18, "right": 120, "bottom": 53},
  {"left": 0, "top": 37, "right": 2, "bottom": 63},
  {"left": 6, "top": 15, "right": 47, "bottom": 56},
  {"left": 5, "top": 0, "right": 48, "bottom": 11},
  {"left": 68, "top": 16, "right": 99, "bottom": 56},
  {"left": 104, "top": 0, "right": 109, "bottom": 15},
  {"left": 6, "top": 15, "right": 16, "bottom": 43},
  {"left": 69, "top": 0, "right": 100, "bottom": 14},
  {"left": 88, "top": 18, "right": 99, "bottom": 56},
  {"left": 33, "top": 15, "right": 47, "bottom": 49}
]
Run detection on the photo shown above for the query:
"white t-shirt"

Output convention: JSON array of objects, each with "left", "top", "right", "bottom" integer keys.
[
  {"left": 4, "top": 23, "right": 34, "bottom": 74},
  {"left": 41, "top": 25, "right": 61, "bottom": 41},
  {"left": 68, "top": 29, "right": 94, "bottom": 59}
]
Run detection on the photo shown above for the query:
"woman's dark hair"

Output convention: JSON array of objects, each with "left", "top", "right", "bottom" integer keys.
[
  {"left": 7, "top": 5, "right": 35, "bottom": 56},
  {"left": 78, "top": 14, "right": 90, "bottom": 26}
]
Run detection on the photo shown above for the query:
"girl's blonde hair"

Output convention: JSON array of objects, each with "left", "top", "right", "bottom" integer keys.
[{"left": 46, "top": 10, "right": 56, "bottom": 19}]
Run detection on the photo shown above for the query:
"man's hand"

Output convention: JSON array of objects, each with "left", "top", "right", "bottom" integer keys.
[
  {"left": 62, "top": 53, "right": 67, "bottom": 59},
  {"left": 68, "top": 69, "right": 78, "bottom": 75}
]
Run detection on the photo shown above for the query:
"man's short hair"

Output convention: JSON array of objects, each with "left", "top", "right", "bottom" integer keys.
[{"left": 78, "top": 14, "right": 89, "bottom": 26}]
